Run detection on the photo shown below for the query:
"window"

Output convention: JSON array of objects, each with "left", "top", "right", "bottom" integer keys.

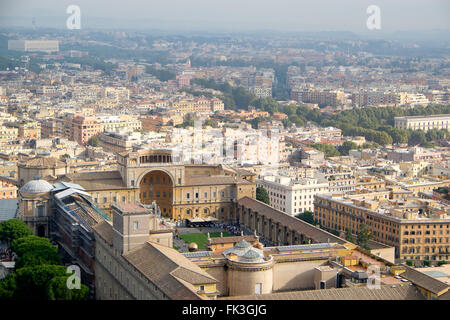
[
  {"left": 133, "top": 222, "right": 139, "bottom": 230},
  {"left": 255, "top": 283, "right": 262, "bottom": 294},
  {"left": 122, "top": 196, "right": 126, "bottom": 202},
  {"left": 103, "top": 197, "right": 107, "bottom": 203},
  {"left": 199, "top": 285, "right": 205, "bottom": 291},
  {"left": 186, "top": 193, "right": 190, "bottom": 199}
]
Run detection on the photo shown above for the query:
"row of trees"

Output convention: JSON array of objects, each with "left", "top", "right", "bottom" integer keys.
[
  {"left": 311, "top": 141, "right": 361, "bottom": 158},
  {"left": 145, "top": 65, "right": 176, "bottom": 82},
  {"left": 0, "top": 219, "right": 89, "bottom": 300},
  {"left": 192, "top": 76, "right": 448, "bottom": 147}
]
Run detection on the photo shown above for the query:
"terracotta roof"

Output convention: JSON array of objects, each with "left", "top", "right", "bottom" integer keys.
[
  {"left": 184, "top": 175, "right": 252, "bottom": 186},
  {"left": 21, "top": 157, "right": 66, "bottom": 168},
  {"left": 219, "top": 284, "right": 425, "bottom": 300},
  {"left": 93, "top": 220, "right": 113, "bottom": 245},
  {"left": 62, "top": 170, "right": 128, "bottom": 190},
  {"left": 123, "top": 241, "right": 218, "bottom": 300},
  {"left": 238, "top": 197, "right": 346, "bottom": 244},
  {"left": 401, "top": 265, "right": 450, "bottom": 295}
]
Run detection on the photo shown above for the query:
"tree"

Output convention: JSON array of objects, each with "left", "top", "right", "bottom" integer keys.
[
  {"left": 87, "top": 136, "right": 99, "bottom": 147},
  {"left": 408, "top": 130, "right": 426, "bottom": 146},
  {"left": 437, "top": 260, "right": 447, "bottom": 266},
  {"left": 337, "top": 141, "right": 358, "bottom": 156},
  {"left": 295, "top": 211, "right": 315, "bottom": 225},
  {"left": 46, "top": 276, "right": 89, "bottom": 300},
  {"left": 423, "top": 260, "right": 431, "bottom": 267},
  {"left": 345, "top": 229, "right": 354, "bottom": 243},
  {"left": 0, "top": 219, "right": 33, "bottom": 245},
  {"left": 11, "top": 235, "right": 55, "bottom": 256},
  {"left": 13, "top": 265, "right": 67, "bottom": 300},
  {"left": 356, "top": 223, "right": 372, "bottom": 250},
  {"left": 0, "top": 274, "right": 16, "bottom": 300},
  {"left": 15, "top": 247, "right": 61, "bottom": 269},
  {"left": 256, "top": 186, "right": 270, "bottom": 205},
  {"left": 406, "top": 260, "right": 414, "bottom": 266}
]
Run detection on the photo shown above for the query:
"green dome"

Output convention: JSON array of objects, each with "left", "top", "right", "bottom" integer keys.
[{"left": 235, "top": 240, "right": 251, "bottom": 249}]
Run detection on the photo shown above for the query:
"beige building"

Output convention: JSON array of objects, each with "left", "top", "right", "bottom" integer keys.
[
  {"left": 18, "top": 151, "right": 257, "bottom": 219},
  {"left": 314, "top": 194, "right": 450, "bottom": 264},
  {"left": 395, "top": 114, "right": 450, "bottom": 132},
  {"left": 93, "top": 203, "right": 218, "bottom": 300}
]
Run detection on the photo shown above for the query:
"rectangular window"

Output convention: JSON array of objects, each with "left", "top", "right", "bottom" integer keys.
[
  {"left": 255, "top": 283, "right": 262, "bottom": 294},
  {"left": 133, "top": 222, "right": 139, "bottom": 230},
  {"left": 186, "top": 193, "right": 190, "bottom": 199}
]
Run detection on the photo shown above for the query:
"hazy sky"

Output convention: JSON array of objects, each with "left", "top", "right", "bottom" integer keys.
[{"left": 1, "top": 0, "right": 449, "bottom": 33}]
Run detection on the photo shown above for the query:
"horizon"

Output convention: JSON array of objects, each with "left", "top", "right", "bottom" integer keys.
[{"left": 0, "top": 0, "right": 449, "bottom": 37}]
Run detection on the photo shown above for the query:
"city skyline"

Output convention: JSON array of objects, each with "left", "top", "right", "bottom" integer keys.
[{"left": 0, "top": 0, "right": 449, "bottom": 36}]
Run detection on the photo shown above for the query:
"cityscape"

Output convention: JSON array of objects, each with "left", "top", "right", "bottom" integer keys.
[{"left": 0, "top": 0, "right": 449, "bottom": 307}]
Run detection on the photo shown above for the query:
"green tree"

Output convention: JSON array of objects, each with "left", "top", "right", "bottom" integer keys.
[
  {"left": 437, "top": 260, "right": 447, "bottom": 266},
  {"left": 256, "top": 186, "right": 270, "bottom": 205},
  {"left": 408, "top": 130, "right": 426, "bottom": 146},
  {"left": 295, "top": 211, "right": 315, "bottom": 225},
  {"left": 11, "top": 235, "right": 55, "bottom": 256},
  {"left": 356, "top": 223, "right": 372, "bottom": 250},
  {"left": 312, "top": 143, "right": 340, "bottom": 158},
  {"left": 345, "top": 229, "right": 354, "bottom": 243},
  {"left": 406, "top": 260, "right": 414, "bottom": 266},
  {"left": 15, "top": 247, "right": 61, "bottom": 269},
  {"left": 0, "top": 274, "right": 16, "bottom": 300},
  {"left": 13, "top": 265, "right": 67, "bottom": 300},
  {"left": 87, "top": 136, "right": 99, "bottom": 147},
  {"left": 337, "top": 141, "right": 358, "bottom": 156},
  {"left": 46, "top": 276, "right": 89, "bottom": 300},
  {"left": 0, "top": 219, "right": 33, "bottom": 245},
  {"left": 423, "top": 260, "right": 431, "bottom": 267}
]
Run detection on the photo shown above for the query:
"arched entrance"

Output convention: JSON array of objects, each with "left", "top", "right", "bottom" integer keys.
[{"left": 139, "top": 170, "right": 173, "bottom": 218}]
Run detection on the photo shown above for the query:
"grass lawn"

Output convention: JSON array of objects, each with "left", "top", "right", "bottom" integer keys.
[{"left": 179, "top": 232, "right": 232, "bottom": 250}]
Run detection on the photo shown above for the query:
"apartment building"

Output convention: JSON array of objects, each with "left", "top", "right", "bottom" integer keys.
[
  {"left": 395, "top": 114, "right": 450, "bottom": 132},
  {"left": 298, "top": 90, "right": 346, "bottom": 107},
  {"left": 314, "top": 194, "right": 450, "bottom": 263},
  {"left": 257, "top": 175, "right": 329, "bottom": 215},
  {"left": 0, "top": 126, "right": 18, "bottom": 142},
  {"left": 72, "top": 115, "right": 103, "bottom": 145},
  {"left": 8, "top": 40, "right": 59, "bottom": 52},
  {"left": 99, "top": 115, "right": 142, "bottom": 133}
]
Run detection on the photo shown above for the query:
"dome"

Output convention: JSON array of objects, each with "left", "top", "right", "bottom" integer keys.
[
  {"left": 234, "top": 240, "right": 251, "bottom": 249},
  {"left": 20, "top": 179, "right": 54, "bottom": 194},
  {"left": 188, "top": 242, "right": 198, "bottom": 252},
  {"left": 241, "top": 248, "right": 262, "bottom": 261}
]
